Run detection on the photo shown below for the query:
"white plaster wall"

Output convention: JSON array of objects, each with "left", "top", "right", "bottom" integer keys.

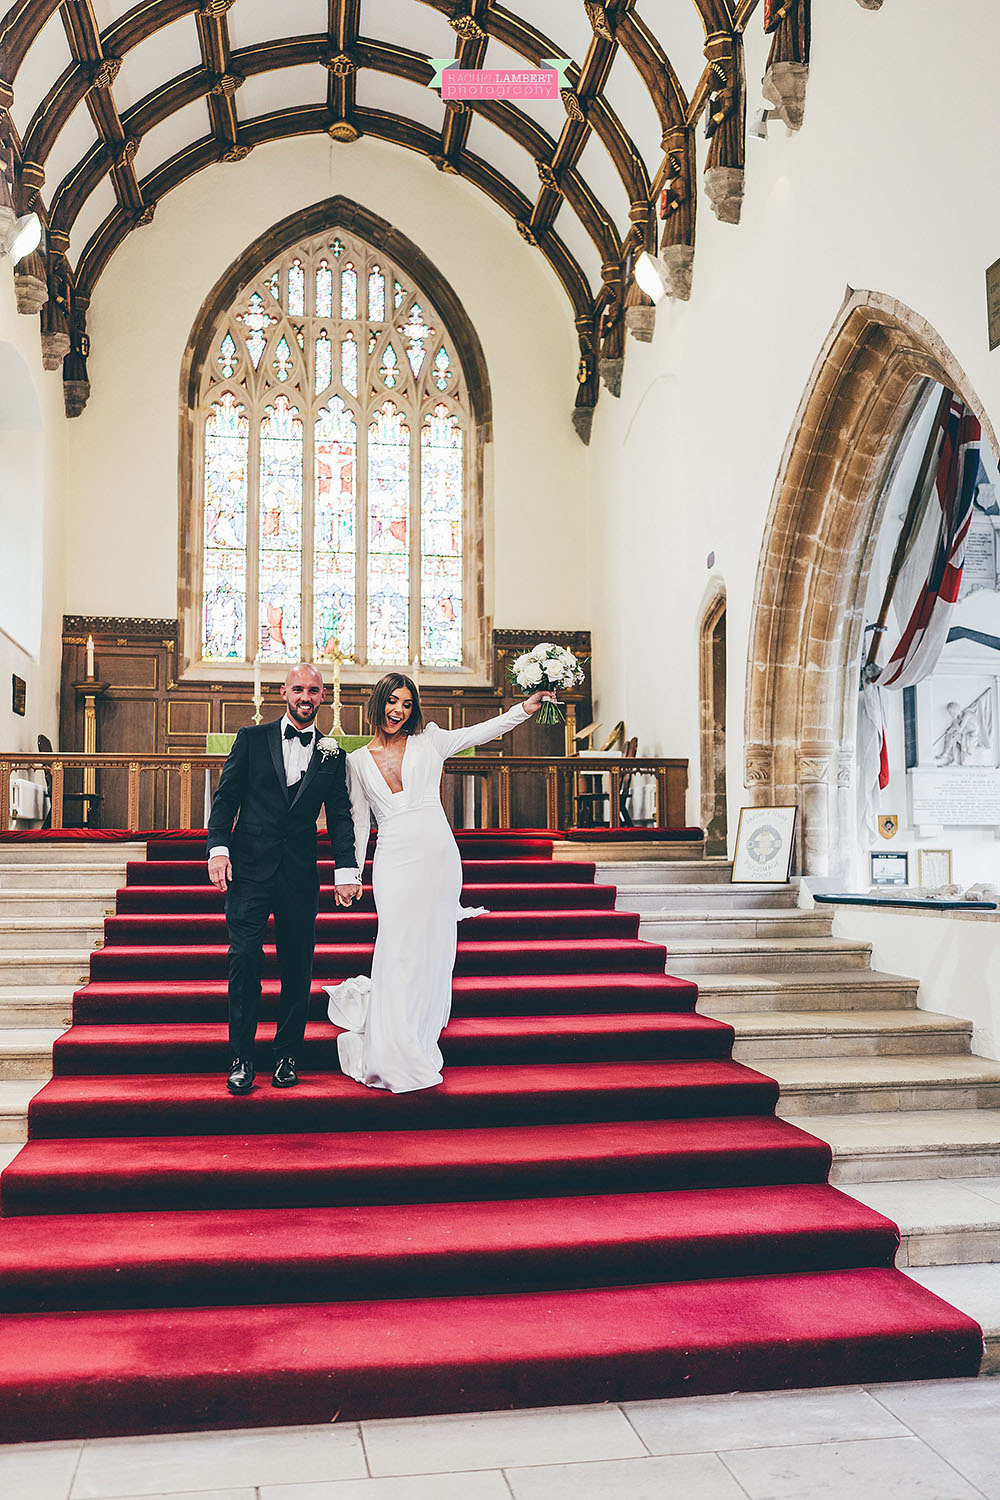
[
  {"left": 0, "top": 275, "right": 66, "bottom": 753},
  {"left": 586, "top": 0, "right": 1000, "bottom": 835},
  {"left": 831, "top": 906, "right": 1000, "bottom": 1062},
  {"left": 64, "top": 133, "right": 589, "bottom": 640}
]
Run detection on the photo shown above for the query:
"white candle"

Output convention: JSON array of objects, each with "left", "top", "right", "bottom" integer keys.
[
  {"left": 253, "top": 651, "right": 261, "bottom": 700},
  {"left": 86, "top": 635, "right": 94, "bottom": 679}
]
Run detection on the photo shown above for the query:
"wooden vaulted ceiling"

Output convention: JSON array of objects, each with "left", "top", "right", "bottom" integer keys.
[{"left": 0, "top": 0, "right": 829, "bottom": 431}]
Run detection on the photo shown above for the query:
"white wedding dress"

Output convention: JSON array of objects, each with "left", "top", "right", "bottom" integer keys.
[{"left": 326, "top": 702, "right": 531, "bottom": 1092}]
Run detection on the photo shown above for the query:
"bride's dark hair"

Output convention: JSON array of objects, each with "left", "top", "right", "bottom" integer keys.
[{"left": 367, "top": 673, "right": 423, "bottom": 735}]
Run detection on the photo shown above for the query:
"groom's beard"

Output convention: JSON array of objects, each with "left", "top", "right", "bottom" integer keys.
[{"left": 287, "top": 702, "right": 320, "bottom": 728}]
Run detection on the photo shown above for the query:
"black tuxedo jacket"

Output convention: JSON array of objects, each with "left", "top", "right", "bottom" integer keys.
[{"left": 206, "top": 720, "right": 356, "bottom": 889}]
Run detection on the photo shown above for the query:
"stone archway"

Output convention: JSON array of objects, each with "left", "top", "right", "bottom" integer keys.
[{"left": 744, "top": 290, "right": 998, "bottom": 878}]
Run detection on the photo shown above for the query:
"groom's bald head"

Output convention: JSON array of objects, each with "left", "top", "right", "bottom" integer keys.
[{"left": 282, "top": 662, "right": 325, "bottom": 725}]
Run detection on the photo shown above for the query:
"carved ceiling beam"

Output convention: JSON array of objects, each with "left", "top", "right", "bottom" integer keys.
[
  {"left": 436, "top": 0, "right": 488, "bottom": 169},
  {"left": 196, "top": 1, "right": 241, "bottom": 157},
  {"left": 74, "top": 104, "right": 591, "bottom": 321},
  {"left": 573, "top": 309, "right": 599, "bottom": 445},
  {"left": 57, "top": 2, "right": 143, "bottom": 217},
  {"left": 325, "top": 0, "right": 359, "bottom": 140},
  {"left": 656, "top": 123, "right": 696, "bottom": 300},
  {"left": 702, "top": 29, "right": 745, "bottom": 224},
  {"left": 762, "top": 0, "right": 810, "bottom": 131}
]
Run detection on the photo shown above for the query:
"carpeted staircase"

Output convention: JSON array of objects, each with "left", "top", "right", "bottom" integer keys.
[{"left": 0, "top": 831, "right": 982, "bottom": 1441}]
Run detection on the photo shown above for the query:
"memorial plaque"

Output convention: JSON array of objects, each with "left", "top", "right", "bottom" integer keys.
[
  {"left": 909, "top": 767, "right": 1000, "bottom": 826},
  {"left": 959, "top": 519, "right": 999, "bottom": 597},
  {"left": 988, "top": 256, "right": 1000, "bottom": 352}
]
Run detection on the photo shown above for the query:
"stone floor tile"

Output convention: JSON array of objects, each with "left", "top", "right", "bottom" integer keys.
[
  {"left": 71, "top": 1425, "right": 366, "bottom": 1498},
  {"left": 0, "top": 1441, "right": 81, "bottom": 1500},
  {"left": 84, "top": 1491, "right": 254, "bottom": 1500},
  {"left": 868, "top": 1379, "right": 1000, "bottom": 1499},
  {"left": 720, "top": 1434, "right": 984, "bottom": 1500},
  {"left": 361, "top": 1404, "right": 645, "bottom": 1476},
  {"left": 624, "top": 1386, "right": 907, "bottom": 1454},
  {"left": 505, "top": 1451, "right": 746, "bottom": 1500},
  {"left": 849, "top": 1179, "right": 1000, "bottom": 1230},
  {"left": 260, "top": 1473, "right": 511, "bottom": 1500},
  {"left": 962, "top": 1178, "right": 1000, "bottom": 1207}
]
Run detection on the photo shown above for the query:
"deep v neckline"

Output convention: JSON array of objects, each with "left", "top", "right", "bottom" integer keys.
[{"left": 366, "top": 737, "right": 408, "bottom": 796}]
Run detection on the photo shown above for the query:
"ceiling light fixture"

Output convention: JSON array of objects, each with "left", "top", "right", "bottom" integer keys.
[
  {"left": 1, "top": 210, "right": 42, "bottom": 264},
  {"left": 634, "top": 251, "right": 669, "bottom": 303}
]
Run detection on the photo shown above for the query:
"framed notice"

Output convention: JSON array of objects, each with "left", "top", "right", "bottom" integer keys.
[
  {"left": 11, "top": 675, "right": 25, "bottom": 716},
  {"left": 918, "top": 848, "right": 953, "bottom": 888},
  {"left": 731, "top": 805, "right": 796, "bottom": 883},
  {"left": 988, "top": 255, "right": 1000, "bottom": 352},
  {"left": 870, "top": 850, "right": 909, "bottom": 886}
]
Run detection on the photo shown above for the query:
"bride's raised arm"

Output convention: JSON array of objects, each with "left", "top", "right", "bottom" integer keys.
[{"left": 424, "top": 698, "right": 541, "bottom": 757}]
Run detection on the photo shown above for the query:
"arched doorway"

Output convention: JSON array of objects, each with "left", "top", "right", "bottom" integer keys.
[
  {"left": 699, "top": 586, "right": 727, "bottom": 854},
  {"left": 744, "top": 291, "right": 998, "bottom": 877}
]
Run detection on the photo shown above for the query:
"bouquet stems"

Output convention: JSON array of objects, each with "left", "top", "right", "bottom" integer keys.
[{"left": 535, "top": 695, "right": 563, "bottom": 725}]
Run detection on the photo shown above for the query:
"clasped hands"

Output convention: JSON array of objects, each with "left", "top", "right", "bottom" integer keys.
[{"left": 334, "top": 883, "right": 362, "bottom": 908}]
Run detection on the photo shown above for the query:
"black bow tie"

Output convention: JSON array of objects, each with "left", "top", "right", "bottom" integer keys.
[{"left": 284, "top": 725, "right": 314, "bottom": 747}]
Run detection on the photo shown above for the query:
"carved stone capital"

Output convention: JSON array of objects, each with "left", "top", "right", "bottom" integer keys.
[
  {"left": 572, "top": 405, "right": 594, "bottom": 445},
  {"left": 42, "top": 331, "right": 71, "bottom": 371},
  {"left": 855, "top": 0, "right": 883, "bottom": 7},
  {"left": 211, "top": 73, "right": 244, "bottom": 96},
  {"left": 449, "top": 14, "right": 486, "bottom": 40},
  {"left": 584, "top": 3, "right": 615, "bottom": 41},
  {"left": 63, "top": 378, "right": 91, "bottom": 418},
  {"left": 704, "top": 164, "right": 743, "bottom": 225},
  {"left": 327, "top": 120, "right": 361, "bottom": 142},
  {"left": 660, "top": 243, "right": 693, "bottom": 301},
  {"left": 598, "top": 355, "right": 623, "bottom": 397},
  {"left": 89, "top": 57, "right": 122, "bottom": 91},
  {"left": 560, "top": 88, "right": 586, "bottom": 122},
  {"left": 744, "top": 744, "right": 773, "bottom": 787},
  {"left": 625, "top": 304, "right": 655, "bottom": 342},
  {"left": 14, "top": 265, "right": 47, "bottom": 316},
  {"left": 762, "top": 60, "right": 808, "bottom": 131}
]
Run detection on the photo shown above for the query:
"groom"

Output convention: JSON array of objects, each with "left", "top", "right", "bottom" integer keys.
[{"left": 207, "top": 662, "right": 362, "bottom": 1094}]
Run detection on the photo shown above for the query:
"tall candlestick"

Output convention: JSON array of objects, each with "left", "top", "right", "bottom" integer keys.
[
  {"left": 252, "top": 652, "right": 263, "bottom": 725},
  {"left": 86, "top": 635, "right": 94, "bottom": 680}
]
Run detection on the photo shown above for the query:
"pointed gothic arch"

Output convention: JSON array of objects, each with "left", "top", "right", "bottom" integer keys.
[
  {"left": 744, "top": 290, "right": 999, "bottom": 877},
  {"left": 177, "top": 196, "right": 492, "bottom": 682}
]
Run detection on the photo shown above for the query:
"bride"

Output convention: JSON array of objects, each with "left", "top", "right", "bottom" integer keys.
[{"left": 326, "top": 672, "right": 553, "bottom": 1092}]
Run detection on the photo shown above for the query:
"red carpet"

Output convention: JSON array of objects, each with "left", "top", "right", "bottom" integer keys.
[{"left": 0, "top": 827, "right": 982, "bottom": 1440}]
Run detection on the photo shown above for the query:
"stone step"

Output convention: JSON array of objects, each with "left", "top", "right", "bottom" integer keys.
[
  {"left": 663, "top": 937, "right": 873, "bottom": 976},
  {"left": 0, "top": 1028, "right": 63, "bottom": 1079},
  {"left": 848, "top": 1177, "right": 1000, "bottom": 1269},
  {"left": 0, "top": 845, "right": 143, "bottom": 867},
  {"left": 0, "top": 987, "right": 77, "bottom": 1027},
  {"left": 772, "top": 1055, "right": 1000, "bottom": 1118},
  {"left": 0, "top": 866, "right": 127, "bottom": 891},
  {"left": 731, "top": 1010, "right": 973, "bottom": 1062},
  {"left": 821, "top": 1110, "right": 1000, "bottom": 1183},
  {"left": 0, "top": 919, "right": 104, "bottom": 951},
  {"left": 905, "top": 1263, "right": 1000, "bottom": 1371},
  {"left": 0, "top": 1079, "right": 38, "bottom": 1142},
  {"left": 596, "top": 860, "right": 737, "bottom": 886},
  {"left": 0, "top": 952, "right": 94, "bottom": 987},
  {"left": 0, "top": 891, "right": 116, "bottom": 918},
  {"left": 615, "top": 883, "right": 801, "bottom": 911},
  {"left": 693, "top": 971, "right": 919, "bottom": 1015},
  {"left": 639, "top": 910, "right": 833, "bottom": 941}
]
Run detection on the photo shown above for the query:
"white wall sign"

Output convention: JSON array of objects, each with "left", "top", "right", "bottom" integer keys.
[{"left": 909, "top": 767, "right": 1000, "bottom": 827}]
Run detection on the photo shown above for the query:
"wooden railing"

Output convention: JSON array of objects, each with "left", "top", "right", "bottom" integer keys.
[{"left": 0, "top": 752, "right": 688, "bottom": 833}]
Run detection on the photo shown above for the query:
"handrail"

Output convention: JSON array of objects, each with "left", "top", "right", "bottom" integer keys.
[{"left": 0, "top": 752, "right": 688, "bottom": 833}]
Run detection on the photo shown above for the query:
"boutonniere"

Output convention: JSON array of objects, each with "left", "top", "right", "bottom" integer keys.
[{"left": 316, "top": 735, "right": 341, "bottom": 761}]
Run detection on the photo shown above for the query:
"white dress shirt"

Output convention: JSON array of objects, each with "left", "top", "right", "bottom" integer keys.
[{"left": 209, "top": 714, "right": 360, "bottom": 885}]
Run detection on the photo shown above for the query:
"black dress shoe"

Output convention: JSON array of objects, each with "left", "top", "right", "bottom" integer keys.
[
  {"left": 227, "top": 1059, "right": 256, "bottom": 1094},
  {"left": 272, "top": 1056, "right": 298, "bottom": 1088}
]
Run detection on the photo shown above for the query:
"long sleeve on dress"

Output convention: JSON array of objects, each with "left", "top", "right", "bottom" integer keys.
[
  {"left": 423, "top": 702, "right": 531, "bottom": 757},
  {"left": 346, "top": 753, "right": 376, "bottom": 871}
]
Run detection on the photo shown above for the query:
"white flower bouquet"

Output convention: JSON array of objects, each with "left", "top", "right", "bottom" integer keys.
[{"left": 508, "top": 642, "right": 586, "bottom": 725}]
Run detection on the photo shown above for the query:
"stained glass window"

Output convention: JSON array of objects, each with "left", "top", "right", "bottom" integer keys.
[
  {"left": 368, "top": 265, "right": 386, "bottom": 321},
  {"left": 368, "top": 402, "right": 410, "bottom": 665},
  {"left": 198, "top": 228, "right": 473, "bottom": 670},
  {"left": 314, "top": 398, "right": 357, "bottom": 659},
  {"left": 288, "top": 258, "right": 305, "bottom": 315},
  {"left": 316, "top": 330, "right": 332, "bottom": 393},
  {"left": 258, "top": 396, "right": 303, "bottom": 661},
  {"left": 341, "top": 262, "right": 358, "bottom": 319},
  {"left": 316, "top": 259, "right": 333, "bottom": 316},
  {"left": 203, "top": 395, "right": 248, "bottom": 661}
]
